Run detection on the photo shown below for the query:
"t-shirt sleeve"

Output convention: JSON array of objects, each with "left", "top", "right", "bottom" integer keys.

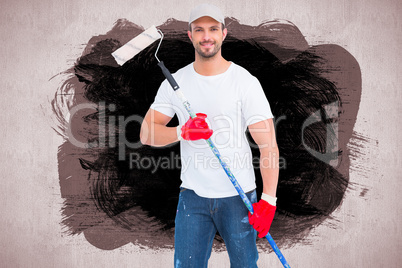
[
  {"left": 150, "top": 80, "right": 176, "bottom": 118},
  {"left": 242, "top": 77, "right": 274, "bottom": 125}
]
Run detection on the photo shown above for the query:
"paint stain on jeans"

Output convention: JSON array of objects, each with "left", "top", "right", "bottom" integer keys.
[
  {"left": 241, "top": 216, "right": 249, "bottom": 224},
  {"left": 231, "top": 231, "right": 251, "bottom": 240}
]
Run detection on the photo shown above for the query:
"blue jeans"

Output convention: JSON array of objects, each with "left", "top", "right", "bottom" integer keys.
[{"left": 174, "top": 188, "right": 258, "bottom": 268}]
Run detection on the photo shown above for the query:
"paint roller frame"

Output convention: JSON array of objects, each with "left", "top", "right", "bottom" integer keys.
[{"left": 112, "top": 26, "right": 290, "bottom": 268}]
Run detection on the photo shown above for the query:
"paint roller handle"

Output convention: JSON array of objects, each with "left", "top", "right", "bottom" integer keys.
[{"left": 158, "top": 61, "right": 180, "bottom": 91}]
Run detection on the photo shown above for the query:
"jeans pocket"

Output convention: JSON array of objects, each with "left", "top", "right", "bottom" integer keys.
[{"left": 247, "top": 189, "right": 257, "bottom": 203}]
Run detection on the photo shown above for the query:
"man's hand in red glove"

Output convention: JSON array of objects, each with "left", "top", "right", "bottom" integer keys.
[
  {"left": 248, "top": 196, "right": 277, "bottom": 238},
  {"left": 180, "top": 113, "right": 213, "bottom": 141}
]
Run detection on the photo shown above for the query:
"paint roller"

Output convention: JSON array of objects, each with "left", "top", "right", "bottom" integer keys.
[{"left": 112, "top": 25, "right": 291, "bottom": 268}]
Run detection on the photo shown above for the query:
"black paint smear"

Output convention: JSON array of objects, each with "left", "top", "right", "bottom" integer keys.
[{"left": 52, "top": 18, "right": 361, "bottom": 250}]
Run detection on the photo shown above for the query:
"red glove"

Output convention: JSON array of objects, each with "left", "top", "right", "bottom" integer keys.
[
  {"left": 248, "top": 200, "right": 276, "bottom": 238},
  {"left": 181, "top": 113, "right": 213, "bottom": 140}
]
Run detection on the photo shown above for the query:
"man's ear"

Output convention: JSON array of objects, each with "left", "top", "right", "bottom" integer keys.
[
  {"left": 222, "top": 28, "right": 228, "bottom": 41},
  {"left": 187, "top": 30, "right": 193, "bottom": 42}
]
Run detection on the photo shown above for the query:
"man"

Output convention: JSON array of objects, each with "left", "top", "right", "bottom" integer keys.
[{"left": 140, "top": 3, "right": 279, "bottom": 267}]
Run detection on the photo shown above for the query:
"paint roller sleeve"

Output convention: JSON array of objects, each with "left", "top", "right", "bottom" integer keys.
[{"left": 112, "top": 25, "right": 161, "bottom": 66}]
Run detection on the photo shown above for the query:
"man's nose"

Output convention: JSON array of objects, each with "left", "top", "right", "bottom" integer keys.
[{"left": 202, "top": 30, "right": 212, "bottom": 41}]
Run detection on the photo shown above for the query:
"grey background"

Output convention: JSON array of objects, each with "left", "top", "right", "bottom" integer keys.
[{"left": 0, "top": 0, "right": 401, "bottom": 267}]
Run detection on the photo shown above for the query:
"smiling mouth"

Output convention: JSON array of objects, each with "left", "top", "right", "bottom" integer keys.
[{"left": 200, "top": 42, "right": 215, "bottom": 48}]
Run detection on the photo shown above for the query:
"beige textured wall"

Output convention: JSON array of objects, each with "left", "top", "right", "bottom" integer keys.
[{"left": 0, "top": 0, "right": 401, "bottom": 267}]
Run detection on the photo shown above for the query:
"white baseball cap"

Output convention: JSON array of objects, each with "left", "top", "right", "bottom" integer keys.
[{"left": 189, "top": 4, "right": 225, "bottom": 26}]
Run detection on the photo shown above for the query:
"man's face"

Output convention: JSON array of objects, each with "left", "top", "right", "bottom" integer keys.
[{"left": 188, "top": 16, "right": 227, "bottom": 59}]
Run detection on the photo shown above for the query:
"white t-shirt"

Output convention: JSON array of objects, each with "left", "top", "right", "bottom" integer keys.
[{"left": 150, "top": 62, "right": 273, "bottom": 198}]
